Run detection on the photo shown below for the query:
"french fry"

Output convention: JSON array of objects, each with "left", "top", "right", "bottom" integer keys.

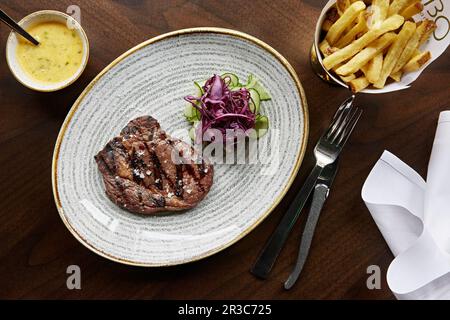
[
  {"left": 400, "top": 1, "right": 423, "bottom": 20},
  {"left": 319, "top": 39, "right": 339, "bottom": 56},
  {"left": 361, "top": 64, "right": 369, "bottom": 75},
  {"left": 402, "top": 50, "right": 431, "bottom": 72},
  {"left": 322, "top": 6, "right": 340, "bottom": 31},
  {"left": 335, "top": 33, "right": 396, "bottom": 75},
  {"left": 418, "top": 19, "right": 437, "bottom": 46},
  {"left": 392, "top": 20, "right": 432, "bottom": 73},
  {"left": 327, "top": 47, "right": 340, "bottom": 56},
  {"left": 340, "top": 73, "right": 357, "bottom": 82},
  {"left": 388, "top": 0, "right": 415, "bottom": 16},
  {"left": 349, "top": 76, "right": 370, "bottom": 93},
  {"left": 323, "top": 14, "right": 404, "bottom": 70},
  {"left": 332, "top": 62, "right": 344, "bottom": 74},
  {"left": 337, "top": 0, "right": 351, "bottom": 15},
  {"left": 319, "top": 39, "right": 331, "bottom": 56},
  {"left": 390, "top": 71, "right": 402, "bottom": 81},
  {"left": 319, "top": 0, "right": 432, "bottom": 90},
  {"left": 370, "top": 0, "right": 389, "bottom": 29},
  {"left": 335, "top": 12, "right": 367, "bottom": 48},
  {"left": 392, "top": 32, "right": 419, "bottom": 73},
  {"left": 365, "top": 53, "right": 383, "bottom": 83},
  {"left": 374, "top": 21, "right": 416, "bottom": 88},
  {"left": 344, "top": 22, "right": 356, "bottom": 34},
  {"left": 326, "top": 1, "right": 366, "bottom": 45}
]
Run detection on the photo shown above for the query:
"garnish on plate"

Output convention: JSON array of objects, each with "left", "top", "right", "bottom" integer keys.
[{"left": 184, "top": 73, "right": 270, "bottom": 144}]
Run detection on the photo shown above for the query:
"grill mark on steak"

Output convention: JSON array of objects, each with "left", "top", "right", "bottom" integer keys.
[
  {"left": 184, "top": 163, "right": 207, "bottom": 192},
  {"left": 95, "top": 116, "right": 213, "bottom": 215},
  {"left": 101, "top": 143, "right": 117, "bottom": 174},
  {"left": 114, "top": 176, "right": 125, "bottom": 192},
  {"left": 95, "top": 154, "right": 114, "bottom": 176},
  {"left": 130, "top": 147, "right": 147, "bottom": 184},
  {"left": 152, "top": 149, "right": 179, "bottom": 195},
  {"left": 175, "top": 164, "right": 184, "bottom": 198},
  {"left": 111, "top": 138, "right": 128, "bottom": 158},
  {"left": 148, "top": 148, "right": 164, "bottom": 190},
  {"left": 151, "top": 195, "right": 166, "bottom": 207},
  {"left": 137, "top": 190, "right": 143, "bottom": 207},
  {"left": 121, "top": 124, "right": 140, "bottom": 136}
]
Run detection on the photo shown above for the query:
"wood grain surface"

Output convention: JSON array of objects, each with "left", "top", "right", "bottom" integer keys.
[{"left": 0, "top": 0, "right": 448, "bottom": 299}]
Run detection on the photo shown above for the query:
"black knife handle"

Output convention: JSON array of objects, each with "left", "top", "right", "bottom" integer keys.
[{"left": 251, "top": 164, "right": 324, "bottom": 279}]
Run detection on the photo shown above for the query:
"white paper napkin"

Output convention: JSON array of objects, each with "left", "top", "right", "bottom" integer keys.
[{"left": 362, "top": 111, "right": 450, "bottom": 299}]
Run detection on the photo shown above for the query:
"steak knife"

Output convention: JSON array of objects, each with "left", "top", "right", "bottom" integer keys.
[{"left": 284, "top": 161, "right": 338, "bottom": 289}]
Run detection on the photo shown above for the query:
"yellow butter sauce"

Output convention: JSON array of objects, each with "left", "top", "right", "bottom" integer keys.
[{"left": 16, "top": 21, "right": 84, "bottom": 83}]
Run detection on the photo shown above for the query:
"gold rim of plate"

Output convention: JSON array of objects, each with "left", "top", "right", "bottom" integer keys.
[{"left": 51, "top": 27, "right": 310, "bottom": 267}]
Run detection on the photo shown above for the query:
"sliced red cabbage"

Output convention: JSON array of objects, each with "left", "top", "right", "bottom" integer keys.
[{"left": 184, "top": 74, "right": 270, "bottom": 143}]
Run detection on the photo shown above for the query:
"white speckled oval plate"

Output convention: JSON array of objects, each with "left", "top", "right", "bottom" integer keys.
[{"left": 52, "top": 28, "right": 308, "bottom": 266}]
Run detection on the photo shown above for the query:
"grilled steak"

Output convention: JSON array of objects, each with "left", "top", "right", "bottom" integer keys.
[{"left": 95, "top": 116, "right": 214, "bottom": 215}]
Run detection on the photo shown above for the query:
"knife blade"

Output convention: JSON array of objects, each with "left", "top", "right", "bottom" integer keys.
[{"left": 284, "top": 161, "right": 339, "bottom": 290}]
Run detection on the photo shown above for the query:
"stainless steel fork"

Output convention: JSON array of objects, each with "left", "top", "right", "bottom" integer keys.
[{"left": 251, "top": 95, "right": 362, "bottom": 279}]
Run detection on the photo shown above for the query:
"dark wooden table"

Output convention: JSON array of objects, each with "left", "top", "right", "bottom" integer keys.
[{"left": 1, "top": 0, "right": 448, "bottom": 300}]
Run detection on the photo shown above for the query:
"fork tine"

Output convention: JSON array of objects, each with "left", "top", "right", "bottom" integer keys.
[
  {"left": 325, "top": 95, "right": 355, "bottom": 138},
  {"left": 326, "top": 105, "right": 350, "bottom": 138},
  {"left": 333, "top": 94, "right": 355, "bottom": 119},
  {"left": 328, "top": 104, "right": 356, "bottom": 143},
  {"left": 336, "top": 107, "right": 362, "bottom": 147}
]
